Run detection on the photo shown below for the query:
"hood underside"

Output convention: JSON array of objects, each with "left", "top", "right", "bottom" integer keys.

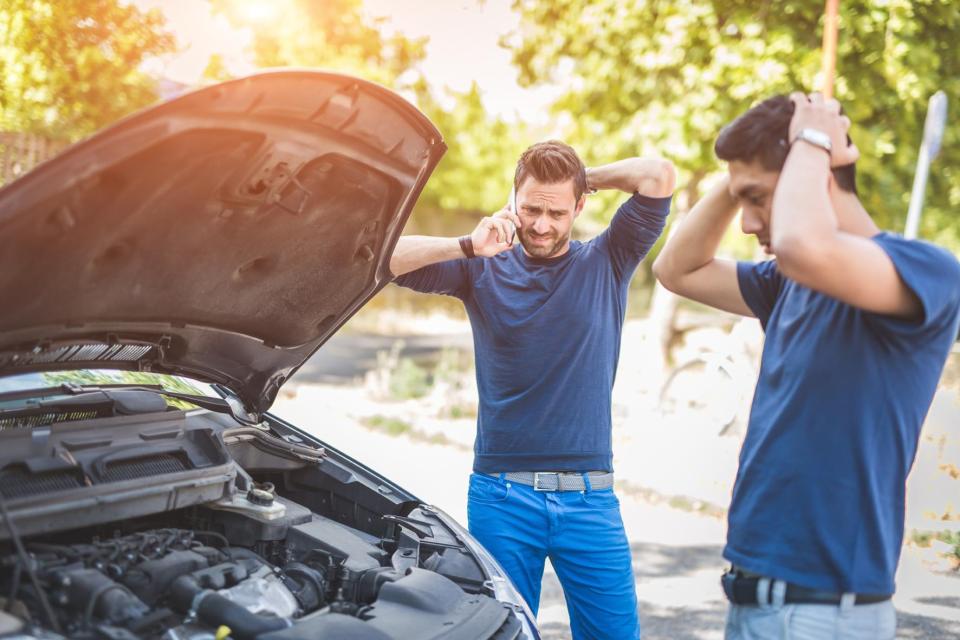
[{"left": 0, "top": 70, "right": 445, "bottom": 415}]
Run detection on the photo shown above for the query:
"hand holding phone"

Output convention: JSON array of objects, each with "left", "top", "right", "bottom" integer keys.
[{"left": 470, "top": 193, "right": 521, "bottom": 257}]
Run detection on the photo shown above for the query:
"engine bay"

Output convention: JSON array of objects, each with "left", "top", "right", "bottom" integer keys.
[
  {"left": 0, "top": 393, "right": 524, "bottom": 639},
  {"left": 0, "top": 505, "right": 515, "bottom": 639}
]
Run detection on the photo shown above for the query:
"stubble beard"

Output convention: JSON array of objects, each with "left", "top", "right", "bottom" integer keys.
[{"left": 519, "top": 229, "right": 570, "bottom": 259}]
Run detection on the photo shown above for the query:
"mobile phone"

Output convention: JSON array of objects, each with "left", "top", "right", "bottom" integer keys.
[{"left": 506, "top": 185, "right": 518, "bottom": 245}]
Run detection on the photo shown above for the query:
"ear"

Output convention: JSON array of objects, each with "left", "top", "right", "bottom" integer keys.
[{"left": 574, "top": 195, "right": 586, "bottom": 218}]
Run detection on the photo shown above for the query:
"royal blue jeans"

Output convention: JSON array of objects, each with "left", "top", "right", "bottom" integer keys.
[{"left": 467, "top": 472, "right": 640, "bottom": 640}]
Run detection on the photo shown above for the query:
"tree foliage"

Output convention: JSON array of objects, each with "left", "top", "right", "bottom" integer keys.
[
  {"left": 211, "top": 0, "right": 426, "bottom": 87},
  {"left": 415, "top": 81, "right": 532, "bottom": 214},
  {"left": 510, "top": 0, "right": 960, "bottom": 246},
  {"left": 0, "top": 0, "right": 175, "bottom": 140}
]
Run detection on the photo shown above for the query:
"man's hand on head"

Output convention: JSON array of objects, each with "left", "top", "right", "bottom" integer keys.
[
  {"left": 471, "top": 206, "right": 522, "bottom": 258},
  {"left": 789, "top": 92, "right": 860, "bottom": 167}
]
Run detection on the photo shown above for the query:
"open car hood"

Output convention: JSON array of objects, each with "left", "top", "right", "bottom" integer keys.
[{"left": 0, "top": 71, "right": 445, "bottom": 415}]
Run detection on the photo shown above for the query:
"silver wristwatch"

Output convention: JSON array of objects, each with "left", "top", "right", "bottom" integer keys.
[{"left": 791, "top": 128, "right": 832, "bottom": 154}]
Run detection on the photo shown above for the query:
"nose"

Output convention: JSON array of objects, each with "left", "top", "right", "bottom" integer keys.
[
  {"left": 532, "top": 215, "right": 550, "bottom": 234},
  {"left": 740, "top": 208, "right": 764, "bottom": 235}
]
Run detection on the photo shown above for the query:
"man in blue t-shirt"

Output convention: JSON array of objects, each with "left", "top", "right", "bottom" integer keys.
[
  {"left": 390, "top": 140, "right": 675, "bottom": 639},
  {"left": 654, "top": 93, "right": 960, "bottom": 639}
]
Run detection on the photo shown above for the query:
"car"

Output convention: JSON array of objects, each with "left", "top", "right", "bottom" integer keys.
[{"left": 0, "top": 70, "right": 538, "bottom": 640}]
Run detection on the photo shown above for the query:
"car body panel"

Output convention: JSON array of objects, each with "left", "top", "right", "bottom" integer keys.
[{"left": 0, "top": 70, "right": 446, "bottom": 415}]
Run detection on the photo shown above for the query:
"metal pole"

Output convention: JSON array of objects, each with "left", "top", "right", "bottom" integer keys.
[
  {"left": 821, "top": 0, "right": 840, "bottom": 99},
  {"left": 904, "top": 91, "right": 948, "bottom": 240}
]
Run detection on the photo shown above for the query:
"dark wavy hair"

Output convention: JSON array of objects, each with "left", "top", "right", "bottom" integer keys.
[
  {"left": 715, "top": 95, "right": 857, "bottom": 194},
  {"left": 514, "top": 140, "right": 588, "bottom": 200}
]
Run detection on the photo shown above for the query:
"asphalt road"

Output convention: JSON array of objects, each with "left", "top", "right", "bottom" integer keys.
[{"left": 292, "top": 331, "right": 472, "bottom": 384}]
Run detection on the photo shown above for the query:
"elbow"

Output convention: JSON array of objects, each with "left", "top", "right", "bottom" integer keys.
[
  {"left": 651, "top": 254, "right": 667, "bottom": 282},
  {"left": 652, "top": 253, "right": 679, "bottom": 292},
  {"left": 772, "top": 235, "right": 828, "bottom": 283},
  {"left": 389, "top": 255, "right": 411, "bottom": 279},
  {"left": 636, "top": 158, "right": 677, "bottom": 198}
]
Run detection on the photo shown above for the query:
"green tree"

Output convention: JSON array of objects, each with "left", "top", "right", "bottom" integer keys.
[
  {"left": 0, "top": 0, "right": 175, "bottom": 140},
  {"left": 510, "top": 0, "right": 960, "bottom": 247},
  {"left": 211, "top": 0, "right": 426, "bottom": 87},
  {"left": 415, "top": 81, "right": 533, "bottom": 215},
  {"left": 202, "top": 53, "right": 234, "bottom": 83}
]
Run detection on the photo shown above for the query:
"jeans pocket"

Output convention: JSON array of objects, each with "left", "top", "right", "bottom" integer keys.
[
  {"left": 581, "top": 488, "right": 620, "bottom": 509},
  {"left": 732, "top": 605, "right": 790, "bottom": 640},
  {"left": 834, "top": 601, "right": 896, "bottom": 640},
  {"left": 467, "top": 473, "right": 511, "bottom": 504},
  {"left": 785, "top": 604, "right": 837, "bottom": 640}
]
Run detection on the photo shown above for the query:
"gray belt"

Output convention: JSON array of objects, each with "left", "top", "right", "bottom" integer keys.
[{"left": 488, "top": 471, "right": 614, "bottom": 492}]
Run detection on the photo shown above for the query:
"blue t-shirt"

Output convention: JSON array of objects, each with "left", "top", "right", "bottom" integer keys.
[
  {"left": 395, "top": 193, "right": 671, "bottom": 473},
  {"left": 727, "top": 232, "right": 960, "bottom": 594}
]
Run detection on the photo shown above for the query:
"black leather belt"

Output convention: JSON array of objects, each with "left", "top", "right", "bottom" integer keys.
[{"left": 721, "top": 569, "right": 891, "bottom": 606}]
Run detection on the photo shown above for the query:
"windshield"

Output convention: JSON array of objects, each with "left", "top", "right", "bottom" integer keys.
[{"left": 0, "top": 370, "right": 218, "bottom": 410}]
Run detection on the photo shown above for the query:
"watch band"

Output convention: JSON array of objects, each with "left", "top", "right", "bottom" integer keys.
[
  {"left": 458, "top": 235, "right": 475, "bottom": 259},
  {"left": 791, "top": 128, "right": 832, "bottom": 155}
]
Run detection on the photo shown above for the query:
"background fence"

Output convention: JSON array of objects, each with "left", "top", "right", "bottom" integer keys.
[{"left": 0, "top": 132, "right": 65, "bottom": 185}]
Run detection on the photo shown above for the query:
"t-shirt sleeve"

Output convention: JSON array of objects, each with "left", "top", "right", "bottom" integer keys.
[
  {"left": 736, "top": 259, "right": 785, "bottom": 329},
  {"left": 865, "top": 234, "right": 960, "bottom": 336},
  {"left": 594, "top": 192, "right": 671, "bottom": 281},
  {"left": 393, "top": 258, "right": 472, "bottom": 299}
]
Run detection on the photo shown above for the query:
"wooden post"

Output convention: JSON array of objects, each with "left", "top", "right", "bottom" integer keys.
[{"left": 821, "top": 0, "right": 840, "bottom": 98}]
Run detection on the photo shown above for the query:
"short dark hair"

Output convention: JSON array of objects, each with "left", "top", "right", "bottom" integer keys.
[
  {"left": 514, "top": 140, "right": 588, "bottom": 200},
  {"left": 714, "top": 95, "right": 857, "bottom": 194}
]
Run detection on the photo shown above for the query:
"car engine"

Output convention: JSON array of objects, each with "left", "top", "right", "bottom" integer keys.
[
  {"left": 0, "top": 403, "right": 526, "bottom": 640},
  {"left": 0, "top": 493, "right": 520, "bottom": 640}
]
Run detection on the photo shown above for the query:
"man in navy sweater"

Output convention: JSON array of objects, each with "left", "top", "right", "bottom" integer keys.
[
  {"left": 390, "top": 141, "right": 675, "bottom": 639},
  {"left": 654, "top": 94, "right": 960, "bottom": 639}
]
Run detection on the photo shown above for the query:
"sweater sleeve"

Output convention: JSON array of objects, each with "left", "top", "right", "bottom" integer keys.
[
  {"left": 593, "top": 192, "right": 672, "bottom": 281},
  {"left": 392, "top": 258, "right": 472, "bottom": 299}
]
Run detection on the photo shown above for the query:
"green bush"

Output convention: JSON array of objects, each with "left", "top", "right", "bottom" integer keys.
[
  {"left": 941, "top": 531, "right": 960, "bottom": 566},
  {"left": 359, "top": 414, "right": 466, "bottom": 451},
  {"left": 388, "top": 358, "right": 431, "bottom": 400},
  {"left": 361, "top": 415, "right": 412, "bottom": 436},
  {"left": 910, "top": 528, "right": 960, "bottom": 568}
]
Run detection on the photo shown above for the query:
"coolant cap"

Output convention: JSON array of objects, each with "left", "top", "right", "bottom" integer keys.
[{"left": 246, "top": 487, "right": 275, "bottom": 506}]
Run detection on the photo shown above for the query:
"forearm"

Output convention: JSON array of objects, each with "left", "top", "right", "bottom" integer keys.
[
  {"left": 770, "top": 144, "right": 837, "bottom": 256},
  {"left": 587, "top": 157, "right": 676, "bottom": 197},
  {"left": 653, "top": 176, "right": 739, "bottom": 281},
  {"left": 390, "top": 235, "right": 464, "bottom": 277}
]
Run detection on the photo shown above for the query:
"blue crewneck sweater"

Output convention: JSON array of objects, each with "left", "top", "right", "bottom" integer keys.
[{"left": 395, "top": 193, "right": 671, "bottom": 472}]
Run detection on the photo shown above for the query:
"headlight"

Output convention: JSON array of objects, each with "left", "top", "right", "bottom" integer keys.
[{"left": 429, "top": 507, "right": 540, "bottom": 640}]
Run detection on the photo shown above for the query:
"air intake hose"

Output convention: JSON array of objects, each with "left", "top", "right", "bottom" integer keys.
[{"left": 169, "top": 575, "right": 290, "bottom": 640}]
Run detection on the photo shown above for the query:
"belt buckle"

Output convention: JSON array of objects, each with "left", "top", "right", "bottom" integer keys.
[{"left": 533, "top": 472, "right": 558, "bottom": 491}]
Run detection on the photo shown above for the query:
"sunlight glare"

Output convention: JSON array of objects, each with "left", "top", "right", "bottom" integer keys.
[{"left": 237, "top": 0, "right": 279, "bottom": 23}]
